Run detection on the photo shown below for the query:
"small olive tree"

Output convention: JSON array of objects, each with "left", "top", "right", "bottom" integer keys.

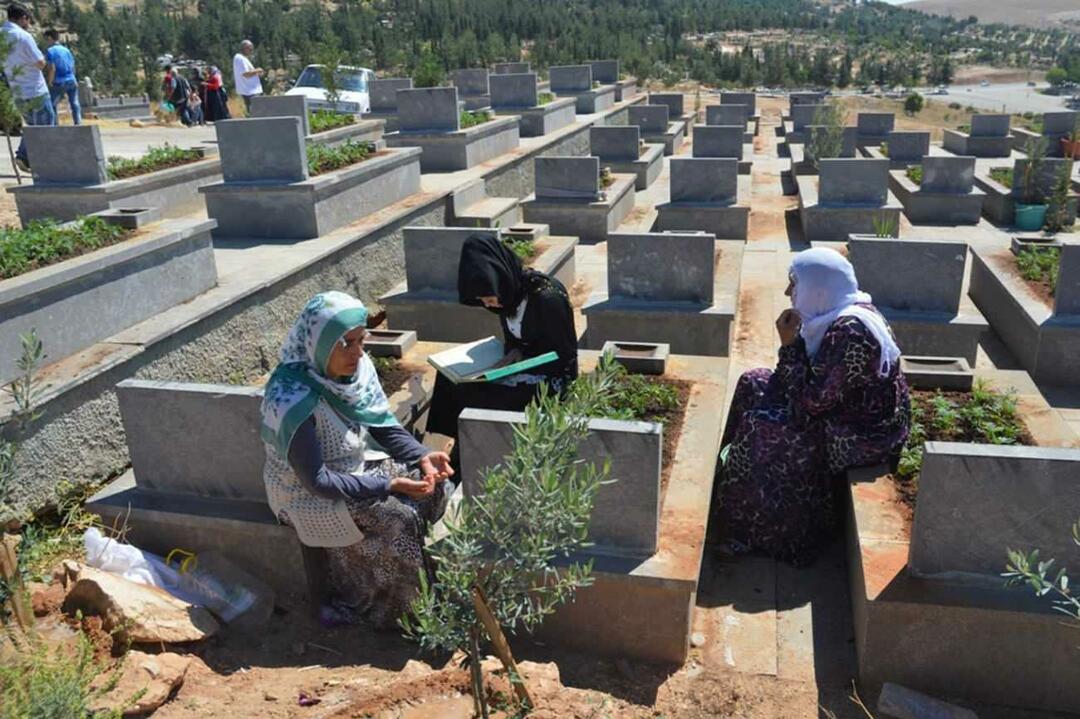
[
  {"left": 401, "top": 358, "right": 623, "bottom": 715},
  {"left": 806, "top": 102, "right": 846, "bottom": 169},
  {"left": 1004, "top": 518, "right": 1080, "bottom": 625}
]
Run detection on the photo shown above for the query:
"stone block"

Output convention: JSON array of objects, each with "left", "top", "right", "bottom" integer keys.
[
  {"left": 648, "top": 93, "right": 684, "bottom": 118},
  {"left": 588, "top": 60, "right": 619, "bottom": 84},
  {"left": 1043, "top": 111, "right": 1078, "bottom": 136},
  {"left": 459, "top": 407, "right": 661, "bottom": 556},
  {"left": 909, "top": 442, "right": 1080, "bottom": 577},
  {"left": 248, "top": 94, "right": 310, "bottom": 136},
  {"left": 550, "top": 65, "right": 592, "bottom": 93},
  {"left": 452, "top": 68, "right": 489, "bottom": 97},
  {"left": 791, "top": 103, "right": 827, "bottom": 131},
  {"left": 669, "top": 157, "right": 737, "bottom": 203},
  {"left": 890, "top": 169, "right": 985, "bottom": 225},
  {"left": 819, "top": 158, "right": 889, "bottom": 205},
  {"left": 608, "top": 232, "right": 714, "bottom": 304},
  {"left": 536, "top": 156, "right": 600, "bottom": 200},
  {"left": 370, "top": 78, "right": 412, "bottom": 113},
  {"left": 886, "top": 131, "right": 930, "bottom": 162},
  {"left": 705, "top": 104, "right": 747, "bottom": 126},
  {"left": 970, "top": 113, "right": 1010, "bottom": 137},
  {"left": 789, "top": 91, "right": 825, "bottom": 107},
  {"left": 397, "top": 87, "right": 460, "bottom": 132},
  {"left": 590, "top": 125, "right": 640, "bottom": 161},
  {"left": 493, "top": 62, "right": 530, "bottom": 75},
  {"left": 495, "top": 96, "right": 576, "bottom": 137},
  {"left": 628, "top": 104, "right": 669, "bottom": 133},
  {"left": 1055, "top": 242, "right": 1080, "bottom": 316},
  {"left": 856, "top": 112, "right": 895, "bottom": 137},
  {"left": 24, "top": 125, "right": 109, "bottom": 185},
  {"left": 489, "top": 72, "right": 538, "bottom": 108},
  {"left": 899, "top": 356, "right": 974, "bottom": 392},
  {"left": 876, "top": 683, "right": 979, "bottom": 719},
  {"left": 216, "top": 117, "right": 307, "bottom": 183},
  {"left": 364, "top": 329, "right": 417, "bottom": 358},
  {"left": 522, "top": 174, "right": 636, "bottom": 243},
  {"left": 402, "top": 226, "right": 500, "bottom": 294},
  {"left": 384, "top": 114, "right": 519, "bottom": 172},
  {"left": 719, "top": 92, "right": 756, "bottom": 116},
  {"left": 920, "top": 156, "right": 975, "bottom": 194},
  {"left": 692, "top": 125, "right": 745, "bottom": 159},
  {"left": 600, "top": 340, "right": 669, "bottom": 375},
  {"left": 848, "top": 236, "right": 967, "bottom": 314}
]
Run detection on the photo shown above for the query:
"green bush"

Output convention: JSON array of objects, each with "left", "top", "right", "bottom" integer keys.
[
  {"left": 537, "top": 92, "right": 554, "bottom": 105},
  {"left": 106, "top": 144, "right": 202, "bottom": 180},
  {"left": 903, "top": 92, "right": 924, "bottom": 115},
  {"left": 305, "top": 139, "right": 375, "bottom": 175},
  {"left": 1016, "top": 246, "right": 1060, "bottom": 294},
  {"left": 502, "top": 235, "right": 537, "bottom": 262},
  {"left": 459, "top": 109, "right": 492, "bottom": 128},
  {"left": 308, "top": 109, "right": 356, "bottom": 134},
  {"left": 906, "top": 165, "right": 923, "bottom": 185},
  {"left": 0, "top": 217, "right": 127, "bottom": 280}
]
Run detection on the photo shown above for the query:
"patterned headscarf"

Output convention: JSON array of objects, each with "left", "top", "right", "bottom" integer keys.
[{"left": 260, "top": 292, "right": 398, "bottom": 457}]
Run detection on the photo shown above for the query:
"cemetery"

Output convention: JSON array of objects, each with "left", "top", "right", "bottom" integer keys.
[
  {"left": 692, "top": 124, "right": 753, "bottom": 173},
  {"left": 797, "top": 158, "right": 902, "bottom": 242},
  {"left": 249, "top": 94, "right": 386, "bottom": 148},
  {"left": 520, "top": 156, "right": 636, "bottom": 242},
  {"left": 589, "top": 59, "right": 637, "bottom": 102},
  {"left": 854, "top": 112, "right": 895, "bottom": 147},
  {"left": 974, "top": 156, "right": 1080, "bottom": 228},
  {"left": 861, "top": 130, "right": 936, "bottom": 168},
  {"left": 889, "top": 156, "right": 986, "bottom": 225},
  {"left": 489, "top": 71, "right": 577, "bottom": 137},
  {"left": 717, "top": 91, "right": 760, "bottom": 135},
  {"left": 628, "top": 103, "right": 686, "bottom": 155},
  {"left": 942, "top": 113, "right": 1015, "bottom": 157},
  {"left": 550, "top": 64, "right": 616, "bottom": 114},
  {"left": 589, "top": 125, "right": 664, "bottom": 190},
  {"left": 648, "top": 92, "right": 697, "bottom": 128},
  {"left": 1010, "top": 111, "right": 1079, "bottom": 156},
  {"left": 452, "top": 68, "right": 492, "bottom": 110},
  {"left": 705, "top": 103, "right": 753, "bottom": 143}
]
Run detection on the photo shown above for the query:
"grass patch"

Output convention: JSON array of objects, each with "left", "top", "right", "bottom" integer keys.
[
  {"left": 989, "top": 167, "right": 1013, "bottom": 188},
  {"left": 1016, "top": 246, "right": 1060, "bottom": 296},
  {"left": 106, "top": 144, "right": 202, "bottom": 180},
  {"left": 0, "top": 216, "right": 128, "bottom": 280},
  {"left": 893, "top": 381, "right": 1030, "bottom": 510},
  {"left": 459, "top": 109, "right": 492, "bottom": 128},
  {"left": 309, "top": 109, "right": 356, "bottom": 134},
  {"left": 906, "top": 165, "right": 922, "bottom": 185},
  {"left": 306, "top": 139, "right": 376, "bottom": 176},
  {"left": 537, "top": 92, "right": 554, "bottom": 105}
]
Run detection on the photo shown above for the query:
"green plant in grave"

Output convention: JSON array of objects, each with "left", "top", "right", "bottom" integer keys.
[
  {"left": 459, "top": 109, "right": 492, "bottom": 128},
  {"left": 1015, "top": 246, "right": 1060, "bottom": 294},
  {"left": 806, "top": 102, "right": 845, "bottom": 168},
  {"left": 989, "top": 166, "right": 1013, "bottom": 188},
  {"left": 537, "top": 92, "right": 554, "bottom": 105},
  {"left": 308, "top": 108, "right": 356, "bottom": 134},
  {"left": 0, "top": 217, "right": 127, "bottom": 280},
  {"left": 906, "top": 165, "right": 923, "bottom": 185},
  {"left": 1004, "top": 519, "right": 1080, "bottom": 627},
  {"left": 1044, "top": 160, "right": 1075, "bottom": 233},
  {"left": 872, "top": 212, "right": 897, "bottom": 238},
  {"left": 106, "top": 143, "right": 202, "bottom": 180},
  {"left": 1020, "top": 136, "right": 1048, "bottom": 205},
  {"left": 305, "top": 139, "right": 374, "bottom": 175},
  {"left": 880, "top": 141, "right": 889, "bottom": 158}
]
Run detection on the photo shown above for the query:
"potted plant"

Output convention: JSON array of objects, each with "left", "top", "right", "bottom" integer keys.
[
  {"left": 1062, "top": 115, "right": 1080, "bottom": 160},
  {"left": 1015, "top": 137, "right": 1048, "bottom": 232}
]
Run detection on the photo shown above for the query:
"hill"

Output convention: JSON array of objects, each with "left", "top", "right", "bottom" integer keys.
[{"left": 906, "top": 0, "right": 1080, "bottom": 29}]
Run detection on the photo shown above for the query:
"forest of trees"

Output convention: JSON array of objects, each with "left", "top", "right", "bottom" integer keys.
[{"left": 22, "top": 0, "right": 1080, "bottom": 98}]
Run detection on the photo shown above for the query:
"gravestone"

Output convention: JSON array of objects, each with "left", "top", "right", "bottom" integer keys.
[
  {"left": 493, "top": 62, "right": 530, "bottom": 75},
  {"left": 535, "top": 156, "right": 600, "bottom": 199},
  {"left": 629, "top": 104, "right": 669, "bottom": 133},
  {"left": 669, "top": 157, "right": 737, "bottom": 203},
  {"left": 397, "top": 87, "right": 460, "bottom": 132},
  {"left": 857, "top": 112, "right": 895, "bottom": 138},
  {"left": 819, "top": 158, "right": 888, "bottom": 205},
  {"left": 216, "top": 117, "right": 307, "bottom": 183},
  {"left": 693, "top": 125, "right": 744, "bottom": 159},
  {"left": 608, "top": 232, "right": 714, "bottom": 304},
  {"left": 403, "top": 227, "right": 500, "bottom": 294},
  {"left": 24, "top": 125, "right": 109, "bottom": 185},
  {"left": 719, "top": 92, "right": 756, "bottom": 116},
  {"left": 452, "top": 68, "right": 490, "bottom": 97},
  {"left": 1055, "top": 242, "right": 1080, "bottom": 316},
  {"left": 489, "top": 73, "right": 538, "bottom": 108},
  {"left": 791, "top": 103, "right": 826, "bottom": 131},
  {"left": 369, "top": 78, "right": 412, "bottom": 112},
  {"left": 706, "top": 105, "right": 747, "bottom": 126},
  {"left": 886, "top": 131, "right": 930, "bottom": 162},
  {"left": 790, "top": 91, "right": 825, "bottom": 106},
  {"left": 849, "top": 238, "right": 967, "bottom": 314},
  {"left": 249, "top": 94, "right": 310, "bottom": 136},
  {"left": 550, "top": 65, "right": 592, "bottom": 93},
  {"left": 591, "top": 125, "right": 640, "bottom": 161},
  {"left": 589, "top": 60, "right": 619, "bottom": 84},
  {"left": 1010, "top": 158, "right": 1076, "bottom": 203},
  {"left": 921, "top": 156, "right": 976, "bottom": 194},
  {"left": 971, "top": 114, "right": 1010, "bottom": 137},
  {"left": 656, "top": 158, "right": 748, "bottom": 238},
  {"left": 1044, "top": 111, "right": 1079, "bottom": 136},
  {"left": 648, "top": 93, "right": 685, "bottom": 118}
]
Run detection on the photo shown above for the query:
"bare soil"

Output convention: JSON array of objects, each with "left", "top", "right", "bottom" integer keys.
[
  {"left": 655, "top": 377, "right": 693, "bottom": 494},
  {"left": 376, "top": 358, "right": 423, "bottom": 396}
]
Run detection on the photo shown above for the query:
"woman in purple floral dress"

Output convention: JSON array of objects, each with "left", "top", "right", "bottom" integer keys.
[{"left": 714, "top": 248, "right": 910, "bottom": 566}]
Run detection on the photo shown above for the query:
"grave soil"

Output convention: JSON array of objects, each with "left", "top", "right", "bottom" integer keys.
[
  {"left": 309, "top": 148, "right": 390, "bottom": 177},
  {"left": 988, "top": 249, "right": 1055, "bottom": 308},
  {"left": 107, "top": 152, "right": 204, "bottom": 180},
  {"left": 374, "top": 357, "right": 423, "bottom": 396}
]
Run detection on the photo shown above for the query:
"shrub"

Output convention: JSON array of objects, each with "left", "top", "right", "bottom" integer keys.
[
  {"left": 1019, "top": 137, "right": 1048, "bottom": 205},
  {"left": 906, "top": 165, "right": 923, "bottom": 185},
  {"left": 806, "top": 103, "right": 845, "bottom": 168},
  {"left": 106, "top": 144, "right": 202, "bottom": 180},
  {"left": 305, "top": 139, "right": 375, "bottom": 175},
  {"left": 413, "top": 49, "right": 444, "bottom": 88},
  {"left": 1045, "top": 160, "right": 1076, "bottom": 233},
  {"left": 459, "top": 109, "right": 492, "bottom": 128},
  {"left": 948, "top": 101, "right": 962, "bottom": 110},
  {"left": 1016, "top": 246, "right": 1060, "bottom": 294},
  {"left": 989, "top": 166, "right": 1013, "bottom": 188},
  {"left": 0, "top": 217, "right": 127, "bottom": 280},
  {"left": 903, "top": 92, "right": 924, "bottom": 115},
  {"left": 537, "top": 92, "right": 554, "bottom": 105},
  {"left": 308, "top": 109, "right": 356, "bottom": 134},
  {"left": 1004, "top": 518, "right": 1080, "bottom": 625}
]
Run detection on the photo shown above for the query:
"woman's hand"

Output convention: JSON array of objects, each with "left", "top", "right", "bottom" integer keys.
[
  {"left": 776, "top": 309, "right": 802, "bottom": 347},
  {"left": 490, "top": 348, "right": 524, "bottom": 369},
  {"left": 419, "top": 451, "right": 454, "bottom": 483},
  {"left": 389, "top": 475, "right": 435, "bottom": 500}
]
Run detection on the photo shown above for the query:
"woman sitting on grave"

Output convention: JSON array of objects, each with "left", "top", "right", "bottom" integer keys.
[
  {"left": 260, "top": 291, "right": 454, "bottom": 628},
  {"left": 713, "top": 247, "right": 910, "bottom": 567},
  {"left": 426, "top": 234, "right": 579, "bottom": 448}
]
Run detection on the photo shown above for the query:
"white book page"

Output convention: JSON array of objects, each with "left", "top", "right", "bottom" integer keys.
[{"left": 427, "top": 337, "right": 505, "bottom": 382}]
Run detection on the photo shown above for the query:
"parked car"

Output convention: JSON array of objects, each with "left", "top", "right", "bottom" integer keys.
[
  {"left": 980, "top": 80, "right": 990, "bottom": 87},
  {"left": 285, "top": 64, "right": 375, "bottom": 114}
]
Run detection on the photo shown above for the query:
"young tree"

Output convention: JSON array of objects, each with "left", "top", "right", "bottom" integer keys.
[
  {"left": 903, "top": 92, "right": 924, "bottom": 115},
  {"left": 806, "top": 102, "right": 846, "bottom": 168}
]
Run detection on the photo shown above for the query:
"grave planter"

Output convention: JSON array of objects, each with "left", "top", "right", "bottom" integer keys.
[
  {"left": 522, "top": 174, "right": 636, "bottom": 243},
  {"left": 600, "top": 340, "right": 669, "bottom": 375},
  {"left": 0, "top": 216, "right": 217, "bottom": 384},
  {"left": 797, "top": 159, "right": 903, "bottom": 243},
  {"left": 1014, "top": 203, "right": 1048, "bottom": 231},
  {"left": 564, "top": 85, "right": 617, "bottom": 114},
  {"left": 888, "top": 157, "right": 986, "bottom": 225},
  {"left": 493, "top": 97, "right": 576, "bottom": 138},
  {"left": 1063, "top": 137, "right": 1080, "bottom": 160},
  {"left": 201, "top": 146, "right": 422, "bottom": 240},
  {"left": 385, "top": 115, "right": 520, "bottom": 172},
  {"left": 654, "top": 157, "right": 751, "bottom": 240},
  {"left": 307, "top": 118, "right": 385, "bottom": 149}
]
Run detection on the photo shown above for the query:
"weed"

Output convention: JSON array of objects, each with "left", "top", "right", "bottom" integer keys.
[
  {"left": 306, "top": 139, "right": 375, "bottom": 176},
  {"left": 308, "top": 108, "right": 356, "bottom": 134},
  {"left": 588, "top": 361, "right": 680, "bottom": 427},
  {"left": 459, "top": 109, "right": 492, "bottom": 128},
  {"left": 502, "top": 235, "right": 537, "bottom": 262},
  {"left": 106, "top": 143, "right": 202, "bottom": 180},
  {"left": 599, "top": 166, "right": 614, "bottom": 189},
  {"left": 906, "top": 165, "right": 922, "bottom": 185},
  {"left": 879, "top": 141, "right": 888, "bottom": 157},
  {"left": 537, "top": 92, "right": 554, "bottom": 105},
  {"left": 1015, "top": 246, "right": 1060, "bottom": 294},
  {"left": 872, "top": 213, "right": 897, "bottom": 238},
  {"left": 0, "top": 217, "right": 127, "bottom": 280}
]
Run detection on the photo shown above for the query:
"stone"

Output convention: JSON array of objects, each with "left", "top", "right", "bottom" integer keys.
[
  {"left": 535, "top": 156, "right": 600, "bottom": 200},
  {"left": 516, "top": 660, "right": 561, "bottom": 694},
  {"left": 692, "top": 125, "right": 744, "bottom": 159},
  {"left": 1043, "top": 111, "right": 1078, "bottom": 136},
  {"left": 970, "top": 113, "right": 1010, "bottom": 137},
  {"left": 1056, "top": 242, "right": 1080, "bottom": 315},
  {"left": 629, "top": 104, "right": 669, "bottom": 133},
  {"left": 493, "top": 61, "right": 530, "bottom": 74},
  {"left": 719, "top": 91, "right": 756, "bottom": 116},
  {"left": 690, "top": 632, "right": 706, "bottom": 648},
  {"left": 608, "top": 232, "right": 714, "bottom": 305},
  {"left": 899, "top": 356, "right": 974, "bottom": 392},
  {"left": 397, "top": 86, "right": 460, "bottom": 132},
  {"left": 920, "top": 156, "right": 976, "bottom": 194},
  {"left": 249, "top": 94, "right": 311, "bottom": 136},
  {"left": 648, "top": 92, "right": 684, "bottom": 118},
  {"left": 364, "top": 329, "right": 418, "bottom": 358},
  {"left": 590, "top": 125, "right": 640, "bottom": 161},
  {"left": 62, "top": 566, "right": 219, "bottom": 643},
  {"left": 92, "top": 650, "right": 192, "bottom": 717},
  {"left": 856, "top": 112, "right": 895, "bottom": 138},
  {"left": 489, "top": 72, "right": 538, "bottom": 108},
  {"left": 549, "top": 64, "right": 592, "bottom": 93},
  {"left": 216, "top": 117, "right": 307, "bottom": 183},
  {"left": 791, "top": 103, "right": 826, "bottom": 131},
  {"left": 600, "top": 340, "right": 669, "bottom": 375},
  {"left": 656, "top": 159, "right": 749, "bottom": 238},
  {"left": 452, "top": 68, "right": 489, "bottom": 97},
  {"left": 368, "top": 77, "right": 412, "bottom": 112},
  {"left": 669, "top": 157, "right": 737, "bottom": 203},
  {"left": 705, "top": 105, "right": 747, "bottom": 126},
  {"left": 819, "top": 158, "right": 889, "bottom": 205},
  {"left": 403, "top": 226, "right": 500, "bottom": 293},
  {"left": 789, "top": 91, "right": 825, "bottom": 106},
  {"left": 588, "top": 60, "right": 619, "bottom": 84},
  {"left": 24, "top": 125, "right": 109, "bottom": 185},
  {"left": 877, "top": 682, "right": 979, "bottom": 719},
  {"left": 909, "top": 443, "right": 1080, "bottom": 578},
  {"left": 848, "top": 237, "right": 967, "bottom": 314},
  {"left": 886, "top": 131, "right": 930, "bottom": 162}
]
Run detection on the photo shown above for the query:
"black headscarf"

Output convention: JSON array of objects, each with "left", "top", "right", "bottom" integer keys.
[{"left": 458, "top": 234, "right": 528, "bottom": 314}]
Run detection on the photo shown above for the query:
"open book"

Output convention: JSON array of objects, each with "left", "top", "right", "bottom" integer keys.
[{"left": 427, "top": 336, "right": 558, "bottom": 385}]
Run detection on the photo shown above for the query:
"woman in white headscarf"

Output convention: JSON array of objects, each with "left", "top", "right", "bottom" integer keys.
[{"left": 713, "top": 248, "right": 910, "bottom": 566}]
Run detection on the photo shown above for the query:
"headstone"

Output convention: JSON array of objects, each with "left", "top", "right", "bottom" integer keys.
[
  {"left": 1043, "top": 111, "right": 1079, "bottom": 136},
  {"left": 489, "top": 73, "right": 538, "bottom": 108},
  {"left": 24, "top": 125, "right": 109, "bottom": 185},
  {"left": 629, "top": 105, "right": 669, "bottom": 133},
  {"left": 78, "top": 78, "right": 95, "bottom": 108},
  {"left": 369, "top": 78, "right": 412, "bottom": 112},
  {"left": 403, "top": 227, "right": 500, "bottom": 293},
  {"left": 590, "top": 125, "right": 640, "bottom": 161},
  {"left": 493, "top": 62, "right": 530, "bottom": 75},
  {"left": 719, "top": 92, "right": 756, "bottom": 116},
  {"left": 1011, "top": 158, "right": 1074, "bottom": 203},
  {"left": 549, "top": 65, "right": 592, "bottom": 93},
  {"left": 818, "top": 158, "right": 888, "bottom": 206},
  {"left": 790, "top": 91, "right": 825, "bottom": 106},
  {"left": 608, "top": 232, "right": 714, "bottom": 304},
  {"left": 249, "top": 94, "right": 310, "bottom": 136},
  {"left": 706, "top": 105, "right": 747, "bottom": 126},
  {"left": 970, "top": 113, "right": 1010, "bottom": 137},
  {"left": 669, "top": 158, "right": 737, "bottom": 203},
  {"left": 886, "top": 131, "right": 930, "bottom": 162},
  {"left": 1055, "top": 242, "right": 1080, "bottom": 316},
  {"left": 535, "top": 156, "right": 600, "bottom": 200},
  {"left": 452, "top": 68, "right": 490, "bottom": 97},
  {"left": 856, "top": 112, "right": 895, "bottom": 137},
  {"left": 920, "top": 156, "right": 975, "bottom": 194},
  {"left": 909, "top": 442, "right": 1080, "bottom": 577},
  {"left": 216, "top": 117, "right": 307, "bottom": 183},
  {"left": 397, "top": 87, "right": 460, "bottom": 132},
  {"left": 791, "top": 103, "right": 827, "bottom": 131},
  {"left": 648, "top": 93, "right": 684, "bottom": 118},
  {"left": 588, "top": 60, "right": 619, "bottom": 84},
  {"left": 693, "top": 125, "right": 744, "bottom": 159},
  {"left": 848, "top": 237, "right": 967, "bottom": 313}
]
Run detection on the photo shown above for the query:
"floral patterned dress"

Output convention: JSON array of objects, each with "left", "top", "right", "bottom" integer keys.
[{"left": 715, "top": 310, "right": 910, "bottom": 567}]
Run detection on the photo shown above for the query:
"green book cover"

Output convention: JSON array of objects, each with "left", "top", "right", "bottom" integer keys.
[{"left": 478, "top": 351, "right": 559, "bottom": 382}]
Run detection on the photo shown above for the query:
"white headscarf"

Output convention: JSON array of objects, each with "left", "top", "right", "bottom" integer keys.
[{"left": 790, "top": 248, "right": 901, "bottom": 377}]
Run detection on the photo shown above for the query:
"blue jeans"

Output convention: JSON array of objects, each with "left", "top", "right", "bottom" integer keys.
[
  {"left": 15, "top": 93, "right": 57, "bottom": 163},
  {"left": 49, "top": 80, "right": 80, "bottom": 125}
]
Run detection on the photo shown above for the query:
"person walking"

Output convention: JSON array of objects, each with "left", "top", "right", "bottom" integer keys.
[
  {"left": 232, "top": 39, "right": 263, "bottom": 114},
  {"left": 43, "top": 28, "right": 78, "bottom": 125},
  {"left": 163, "top": 65, "right": 193, "bottom": 126},
  {"left": 2, "top": 4, "right": 55, "bottom": 172},
  {"left": 202, "top": 65, "right": 230, "bottom": 122}
]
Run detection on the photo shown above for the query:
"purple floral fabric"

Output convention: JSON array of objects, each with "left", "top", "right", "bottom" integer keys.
[{"left": 715, "top": 308, "right": 910, "bottom": 566}]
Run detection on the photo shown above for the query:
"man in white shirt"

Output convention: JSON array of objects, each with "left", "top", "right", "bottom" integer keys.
[
  {"left": 1, "top": 4, "right": 55, "bottom": 171},
  {"left": 232, "top": 39, "right": 264, "bottom": 115}
]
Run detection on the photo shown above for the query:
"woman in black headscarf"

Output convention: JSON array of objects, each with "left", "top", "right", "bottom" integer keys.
[{"left": 425, "top": 234, "right": 578, "bottom": 443}]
